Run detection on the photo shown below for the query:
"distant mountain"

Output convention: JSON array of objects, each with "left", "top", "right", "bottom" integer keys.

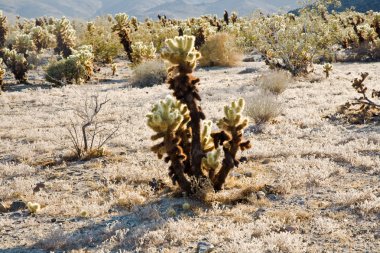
[
  {"left": 290, "top": 0, "right": 380, "bottom": 14},
  {"left": 0, "top": 0, "right": 300, "bottom": 21},
  {"left": 333, "top": 0, "right": 380, "bottom": 12}
]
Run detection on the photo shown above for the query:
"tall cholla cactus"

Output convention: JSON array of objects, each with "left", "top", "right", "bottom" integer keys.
[
  {"left": 112, "top": 13, "right": 133, "bottom": 62},
  {"left": 0, "top": 11, "right": 8, "bottom": 48},
  {"left": 0, "top": 61, "right": 5, "bottom": 93},
  {"left": 2, "top": 48, "right": 28, "bottom": 83},
  {"left": 147, "top": 35, "right": 251, "bottom": 193},
  {"left": 14, "top": 33, "right": 36, "bottom": 56},
  {"left": 131, "top": 42, "right": 156, "bottom": 65},
  {"left": 30, "top": 26, "right": 55, "bottom": 52},
  {"left": 53, "top": 17, "right": 76, "bottom": 57}
]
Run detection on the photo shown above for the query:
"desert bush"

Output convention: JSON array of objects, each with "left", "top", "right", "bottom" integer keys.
[
  {"left": 146, "top": 35, "right": 251, "bottom": 194},
  {"left": 338, "top": 72, "right": 380, "bottom": 124},
  {"left": 30, "top": 26, "right": 55, "bottom": 52},
  {"left": 53, "top": 17, "right": 76, "bottom": 57},
  {"left": 81, "top": 17, "right": 122, "bottom": 63},
  {"left": 67, "top": 95, "right": 120, "bottom": 159},
  {"left": 45, "top": 45, "right": 94, "bottom": 85},
  {"left": 257, "top": 70, "right": 290, "bottom": 95},
  {"left": 0, "top": 11, "right": 8, "bottom": 48},
  {"left": 131, "top": 59, "right": 166, "bottom": 88},
  {"left": 246, "top": 90, "right": 282, "bottom": 124},
  {"left": 2, "top": 48, "right": 29, "bottom": 83},
  {"left": 199, "top": 32, "right": 242, "bottom": 67}
]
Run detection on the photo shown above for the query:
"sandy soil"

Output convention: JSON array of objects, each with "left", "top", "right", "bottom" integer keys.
[{"left": 0, "top": 60, "right": 379, "bottom": 252}]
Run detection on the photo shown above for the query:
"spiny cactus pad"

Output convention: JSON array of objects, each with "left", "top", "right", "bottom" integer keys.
[
  {"left": 202, "top": 148, "right": 222, "bottom": 171},
  {"left": 147, "top": 95, "right": 190, "bottom": 134},
  {"left": 161, "top": 35, "right": 201, "bottom": 70},
  {"left": 218, "top": 98, "right": 249, "bottom": 131}
]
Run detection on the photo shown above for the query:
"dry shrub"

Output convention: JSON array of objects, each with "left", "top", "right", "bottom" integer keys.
[
  {"left": 246, "top": 90, "right": 282, "bottom": 124},
  {"left": 131, "top": 59, "right": 167, "bottom": 88},
  {"left": 199, "top": 32, "right": 242, "bottom": 67},
  {"left": 257, "top": 70, "right": 290, "bottom": 95}
]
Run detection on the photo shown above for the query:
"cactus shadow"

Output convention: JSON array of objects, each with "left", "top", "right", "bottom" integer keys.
[{"left": 2, "top": 82, "right": 53, "bottom": 93}]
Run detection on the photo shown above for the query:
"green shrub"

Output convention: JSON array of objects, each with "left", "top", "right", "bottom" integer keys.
[{"left": 45, "top": 45, "right": 94, "bottom": 85}]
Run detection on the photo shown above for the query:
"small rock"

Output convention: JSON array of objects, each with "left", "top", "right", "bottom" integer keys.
[
  {"left": 51, "top": 218, "right": 57, "bottom": 223},
  {"left": 374, "top": 233, "right": 380, "bottom": 240},
  {"left": 9, "top": 200, "right": 27, "bottom": 212},
  {"left": 285, "top": 226, "right": 297, "bottom": 233},
  {"left": 262, "top": 159, "right": 271, "bottom": 164},
  {"left": 253, "top": 208, "right": 266, "bottom": 219},
  {"left": 244, "top": 172, "right": 253, "bottom": 177},
  {"left": 197, "top": 241, "right": 214, "bottom": 253},
  {"left": 239, "top": 156, "right": 248, "bottom": 163},
  {"left": 231, "top": 172, "right": 241, "bottom": 178},
  {"left": 256, "top": 191, "right": 266, "bottom": 200},
  {"left": 0, "top": 203, "right": 8, "bottom": 213},
  {"left": 267, "top": 194, "right": 279, "bottom": 201}
]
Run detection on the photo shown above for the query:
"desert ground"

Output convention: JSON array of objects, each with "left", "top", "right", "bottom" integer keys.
[{"left": 0, "top": 59, "right": 379, "bottom": 252}]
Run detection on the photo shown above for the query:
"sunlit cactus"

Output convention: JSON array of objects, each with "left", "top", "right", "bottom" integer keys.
[
  {"left": 323, "top": 63, "right": 333, "bottom": 78},
  {"left": 2, "top": 48, "right": 29, "bottom": 83},
  {"left": 0, "top": 11, "right": 8, "bottom": 48},
  {"left": 147, "top": 36, "right": 251, "bottom": 193},
  {"left": 161, "top": 35, "right": 201, "bottom": 72},
  {"left": 0, "top": 61, "right": 5, "bottom": 93},
  {"left": 27, "top": 202, "right": 41, "bottom": 214},
  {"left": 14, "top": 33, "right": 36, "bottom": 56},
  {"left": 131, "top": 42, "right": 156, "bottom": 65},
  {"left": 53, "top": 17, "right": 76, "bottom": 57},
  {"left": 30, "top": 26, "right": 55, "bottom": 52},
  {"left": 112, "top": 13, "right": 133, "bottom": 62},
  {"left": 45, "top": 45, "right": 94, "bottom": 85}
]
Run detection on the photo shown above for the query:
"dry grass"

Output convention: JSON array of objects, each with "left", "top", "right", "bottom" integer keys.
[
  {"left": 245, "top": 90, "right": 282, "bottom": 124},
  {"left": 257, "top": 70, "right": 291, "bottom": 95},
  {"left": 199, "top": 33, "right": 242, "bottom": 67},
  {"left": 130, "top": 59, "right": 167, "bottom": 88},
  {"left": 0, "top": 61, "right": 379, "bottom": 252}
]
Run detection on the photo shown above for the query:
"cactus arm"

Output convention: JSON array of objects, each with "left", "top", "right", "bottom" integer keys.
[{"left": 212, "top": 98, "right": 251, "bottom": 191}]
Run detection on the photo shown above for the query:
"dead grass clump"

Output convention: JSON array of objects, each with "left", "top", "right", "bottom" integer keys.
[
  {"left": 131, "top": 59, "right": 167, "bottom": 88},
  {"left": 199, "top": 33, "right": 242, "bottom": 67},
  {"left": 257, "top": 70, "right": 291, "bottom": 95},
  {"left": 246, "top": 90, "right": 282, "bottom": 124}
]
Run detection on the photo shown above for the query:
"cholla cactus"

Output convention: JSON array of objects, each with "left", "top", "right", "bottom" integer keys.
[
  {"left": 27, "top": 202, "right": 41, "bottom": 214},
  {"left": 323, "top": 63, "right": 333, "bottom": 78},
  {"left": 45, "top": 45, "right": 94, "bottom": 85},
  {"left": 2, "top": 48, "right": 29, "bottom": 83},
  {"left": 53, "top": 17, "right": 76, "bottom": 57},
  {"left": 0, "top": 63, "right": 5, "bottom": 93},
  {"left": 231, "top": 12, "right": 238, "bottom": 24},
  {"left": 14, "top": 33, "right": 36, "bottom": 56},
  {"left": 112, "top": 13, "right": 133, "bottom": 62},
  {"left": 161, "top": 35, "right": 201, "bottom": 72},
  {"left": 112, "top": 63, "right": 117, "bottom": 76},
  {"left": 131, "top": 42, "right": 156, "bottom": 65},
  {"left": 147, "top": 36, "right": 251, "bottom": 193},
  {"left": 30, "top": 26, "right": 55, "bottom": 52},
  {"left": 0, "top": 11, "right": 8, "bottom": 48}
]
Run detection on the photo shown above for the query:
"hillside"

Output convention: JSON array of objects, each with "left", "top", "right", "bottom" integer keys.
[
  {"left": 334, "top": 0, "right": 380, "bottom": 12},
  {"left": 0, "top": 0, "right": 299, "bottom": 20}
]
